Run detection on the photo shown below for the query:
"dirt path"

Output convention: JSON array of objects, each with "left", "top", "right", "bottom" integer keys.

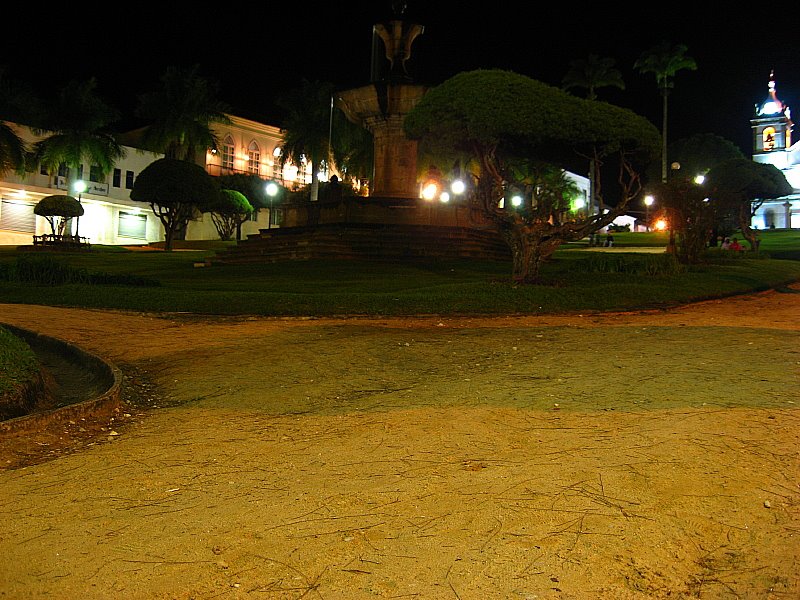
[{"left": 0, "top": 285, "right": 799, "bottom": 599}]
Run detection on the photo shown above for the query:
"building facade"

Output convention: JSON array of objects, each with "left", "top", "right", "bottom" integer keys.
[
  {"left": 0, "top": 114, "right": 315, "bottom": 246},
  {"left": 750, "top": 72, "right": 799, "bottom": 229}
]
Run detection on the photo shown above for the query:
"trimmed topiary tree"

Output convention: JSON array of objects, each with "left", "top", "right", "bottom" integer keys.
[
  {"left": 209, "top": 189, "right": 253, "bottom": 241},
  {"left": 404, "top": 69, "right": 661, "bottom": 284},
  {"left": 130, "top": 158, "right": 220, "bottom": 251},
  {"left": 33, "top": 194, "right": 84, "bottom": 236}
]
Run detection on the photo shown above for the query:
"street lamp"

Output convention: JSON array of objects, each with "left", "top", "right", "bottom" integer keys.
[
  {"left": 265, "top": 181, "right": 279, "bottom": 229},
  {"left": 73, "top": 179, "right": 86, "bottom": 239},
  {"left": 644, "top": 194, "right": 654, "bottom": 232}
]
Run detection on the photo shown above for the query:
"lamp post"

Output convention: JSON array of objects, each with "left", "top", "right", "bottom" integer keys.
[
  {"left": 644, "top": 194, "right": 654, "bottom": 232},
  {"left": 73, "top": 179, "right": 86, "bottom": 239},
  {"left": 265, "top": 181, "right": 279, "bottom": 229}
]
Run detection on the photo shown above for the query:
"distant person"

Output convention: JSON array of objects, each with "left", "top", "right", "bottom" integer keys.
[
  {"left": 721, "top": 237, "right": 732, "bottom": 250},
  {"left": 605, "top": 233, "right": 614, "bottom": 247},
  {"left": 729, "top": 237, "right": 743, "bottom": 252},
  {"left": 325, "top": 175, "right": 342, "bottom": 203}
]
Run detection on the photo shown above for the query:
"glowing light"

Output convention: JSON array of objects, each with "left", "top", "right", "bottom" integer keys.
[
  {"left": 694, "top": 174, "right": 705, "bottom": 184},
  {"left": 511, "top": 195, "right": 522, "bottom": 207},
  {"left": 450, "top": 179, "right": 465, "bottom": 195},
  {"left": 644, "top": 195, "right": 655, "bottom": 207},
  {"left": 421, "top": 182, "right": 439, "bottom": 201},
  {"left": 73, "top": 180, "right": 87, "bottom": 194},
  {"left": 654, "top": 219, "right": 667, "bottom": 231},
  {"left": 266, "top": 182, "right": 279, "bottom": 196},
  {"left": 440, "top": 192, "right": 450, "bottom": 203},
  {"left": 573, "top": 198, "right": 585, "bottom": 210}
]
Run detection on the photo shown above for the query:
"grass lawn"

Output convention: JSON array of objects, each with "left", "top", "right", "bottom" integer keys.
[
  {"left": 0, "top": 228, "right": 798, "bottom": 318},
  {"left": 0, "top": 326, "right": 39, "bottom": 406}
]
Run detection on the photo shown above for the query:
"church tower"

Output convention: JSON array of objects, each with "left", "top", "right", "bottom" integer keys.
[
  {"left": 751, "top": 71, "right": 793, "bottom": 157},
  {"left": 749, "top": 71, "right": 799, "bottom": 229}
]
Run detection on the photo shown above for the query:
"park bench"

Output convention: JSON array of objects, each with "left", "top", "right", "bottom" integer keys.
[{"left": 32, "top": 234, "right": 91, "bottom": 250}]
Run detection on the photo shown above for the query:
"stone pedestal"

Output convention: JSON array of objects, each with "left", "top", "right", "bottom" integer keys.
[{"left": 336, "top": 83, "right": 427, "bottom": 198}]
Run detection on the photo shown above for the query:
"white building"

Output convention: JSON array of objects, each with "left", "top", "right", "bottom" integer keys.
[
  {"left": 0, "top": 114, "right": 314, "bottom": 246},
  {"left": 749, "top": 71, "right": 800, "bottom": 229}
]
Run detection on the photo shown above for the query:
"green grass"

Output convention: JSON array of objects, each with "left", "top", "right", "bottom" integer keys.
[
  {"left": 0, "top": 228, "right": 798, "bottom": 317},
  {"left": 0, "top": 326, "right": 39, "bottom": 399}
]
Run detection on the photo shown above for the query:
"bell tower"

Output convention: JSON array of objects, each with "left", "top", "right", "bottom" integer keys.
[{"left": 751, "top": 70, "right": 793, "bottom": 156}]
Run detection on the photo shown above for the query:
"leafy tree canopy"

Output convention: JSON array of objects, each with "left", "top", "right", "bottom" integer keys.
[
  {"left": 667, "top": 133, "right": 744, "bottom": 180},
  {"left": 34, "top": 194, "right": 84, "bottom": 235},
  {"left": 216, "top": 173, "right": 269, "bottom": 209},
  {"left": 213, "top": 189, "right": 253, "bottom": 215},
  {"left": 562, "top": 54, "right": 625, "bottom": 100},
  {"left": 30, "top": 78, "right": 124, "bottom": 181},
  {"left": 130, "top": 158, "right": 220, "bottom": 250},
  {"left": 130, "top": 158, "right": 219, "bottom": 210},
  {"left": 135, "top": 65, "right": 231, "bottom": 161},
  {"left": 706, "top": 158, "right": 793, "bottom": 202},
  {"left": 404, "top": 69, "right": 659, "bottom": 171},
  {"left": 403, "top": 69, "right": 661, "bottom": 283},
  {"left": 706, "top": 158, "right": 793, "bottom": 251},
  {"left": 34, "top": 194, "right": 84, "bottom": 218}
]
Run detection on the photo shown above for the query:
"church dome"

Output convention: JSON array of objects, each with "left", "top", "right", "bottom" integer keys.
[{"left": 756, "top": 71, "right": 786, "bottom": 116}]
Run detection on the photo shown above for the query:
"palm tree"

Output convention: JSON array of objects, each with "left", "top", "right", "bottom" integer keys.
[
  {"left": 634, "top": 42, "right": 697, "bottom": 183},
  {"left": 0, "top": 67, "right": 41, "bottom": 177},
  {"left": 275, "top": 79, "right": 337, "bottom": 202},
  {"left": 0, "top": 121, "right": 26, "bottom": 178},
  {"left": 562, "top": 54, "right": 625, "bottom": 220},
  {"left": 330, "top": 108, "right": 373, "bottom": 192},
  {"left": 30, "top": 78, "right": 125, "bottom": 195},
  {"left": 135, "top": 65, "right": 231, "bottom": 162},
  {"left": 562, "top": 54, "right": 625, "bottom": 101}
]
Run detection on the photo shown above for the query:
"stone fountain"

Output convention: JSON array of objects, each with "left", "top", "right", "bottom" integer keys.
[{"left": 335, "top": 2, "right": 427, "bottom": 198}]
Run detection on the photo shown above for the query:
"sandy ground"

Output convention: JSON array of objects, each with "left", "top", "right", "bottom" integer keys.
[{"left": 0, "top": 285, "right": 798, "bottom": 599}]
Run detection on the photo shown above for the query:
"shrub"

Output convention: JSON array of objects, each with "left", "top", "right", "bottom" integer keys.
[
  {"left": 0, "top": 254, "right": 160, "bottom": 286},
  {"left": 571, "top": 253, "right": 686, "bottom": 276}
]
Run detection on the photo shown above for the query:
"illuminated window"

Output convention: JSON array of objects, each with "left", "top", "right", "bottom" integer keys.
[
  {"left": 763, "top": 127, "right": 776, "bottom": 151},
  {"left": 247, "top": 141, "right": 260, "bottom": 175},
  {"left": 272, "top": 147, "right": 283, "bottom": 182},
  {"left": 222, "top": 135, "right": 234, "bottom": 170}
]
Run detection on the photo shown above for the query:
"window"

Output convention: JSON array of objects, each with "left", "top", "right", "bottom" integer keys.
[
  {"left": 113, "top": 168, "right": 121, "bottom": 187},
  {"left": 118, "top": 212, "right": 147, "bottom": 239},
  {"left": 89, "top": 165, "right": 103, "bottom": 183},
  {"left": 77, "top": 164, "right": 84, "bottom": 180},
  {"left": 247, "top": 141, "right": 260, "bottom": 175},
  {"left": 125, "top": 170, "right": 134, "bottom": 189},
  {"left": 0, "top": 200, "right": 36, "bottom": 233},
  {"left": 763, "top": 127, "right": 776, "bottom": 151},
  {"left": 222, "top": 135, "right": 234, "bottom": 170},
  {"left": 272, "top": 147, "right": 283, "bottom": 181}
]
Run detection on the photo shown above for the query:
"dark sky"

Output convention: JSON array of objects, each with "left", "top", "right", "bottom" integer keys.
[{"left": 3, "top": 2, "right": 797, "bottom": 155}]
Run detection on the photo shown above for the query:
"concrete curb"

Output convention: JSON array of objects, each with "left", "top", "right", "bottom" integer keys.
[{"left": 0, "top": 323, "right": 123, "bottom": 436}]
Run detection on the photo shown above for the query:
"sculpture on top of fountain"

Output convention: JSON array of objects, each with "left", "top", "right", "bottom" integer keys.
[{"left": 371, "top": 1, "right": 424, "bottom": 84}]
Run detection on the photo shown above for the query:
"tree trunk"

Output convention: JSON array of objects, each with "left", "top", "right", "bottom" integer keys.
[
  {"left": 504, "top": 229, "right": 560, "bottom": 284},
  {"left": 661, "top": 91, "right": 668, "bottom": 183},
  {"left": 738, "top": 205, "right": 759, "bottom": 252}
]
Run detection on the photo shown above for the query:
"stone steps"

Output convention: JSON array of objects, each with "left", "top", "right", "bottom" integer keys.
[{"left": 208, "top": 223, "right": 511, "bottom": 265}]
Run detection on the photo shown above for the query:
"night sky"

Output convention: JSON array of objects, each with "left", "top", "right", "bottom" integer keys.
[{"left": 3, "top": 2, "right": 797, "bottom": 155}]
